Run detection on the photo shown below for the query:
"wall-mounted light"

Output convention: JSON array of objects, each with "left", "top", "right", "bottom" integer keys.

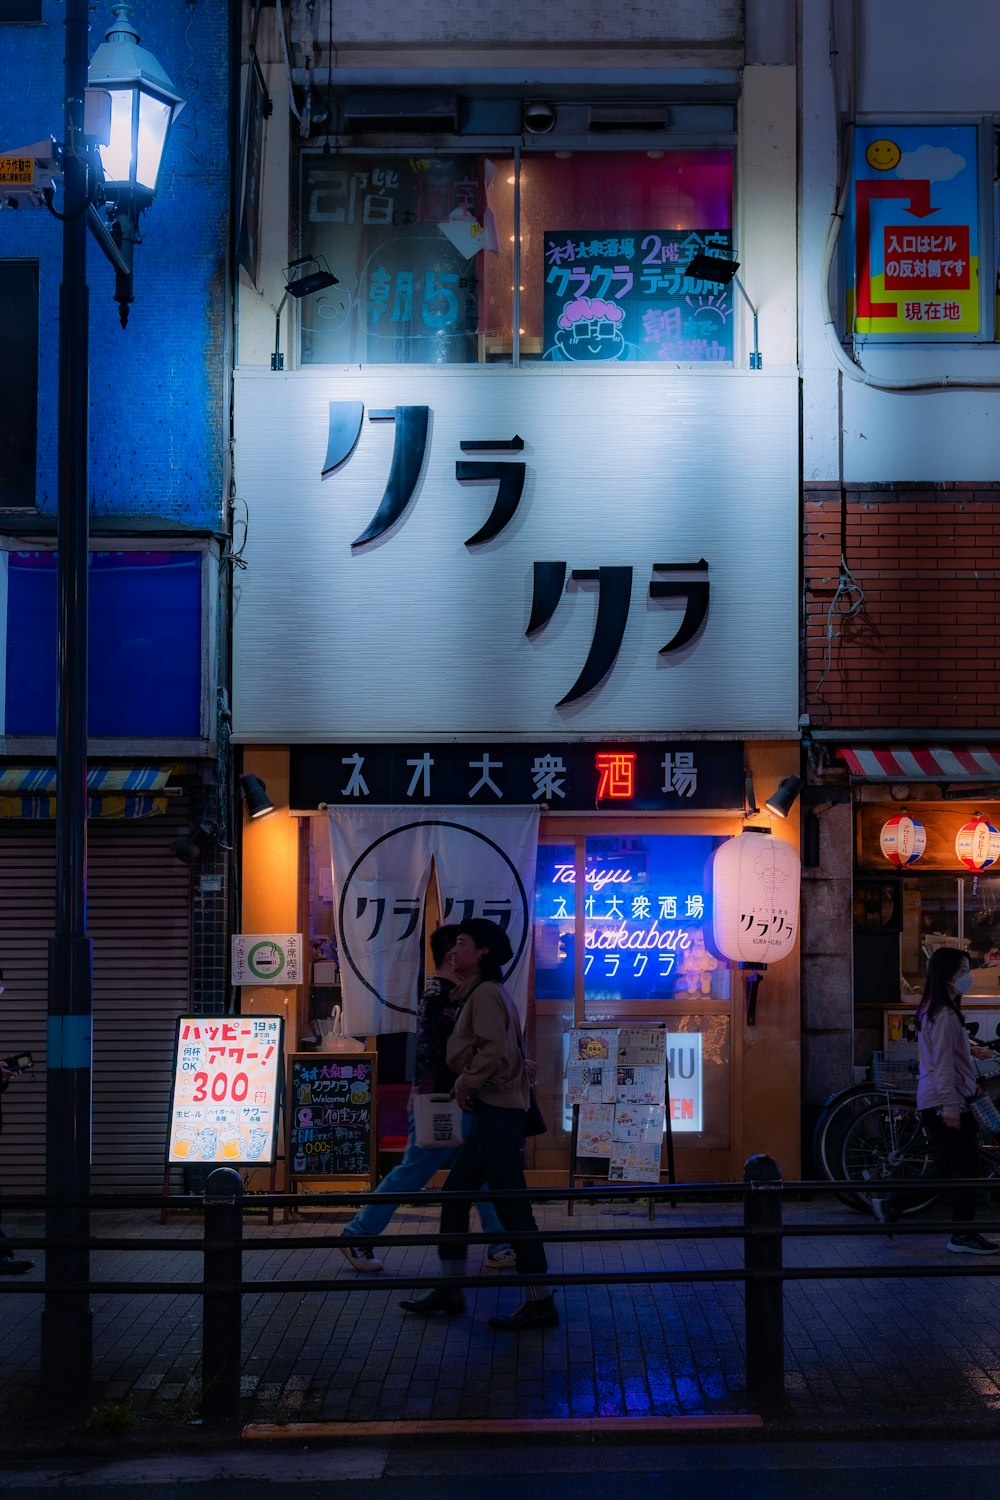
[
  {"left": 685, "top": 252, "right": 762, "bottom": 370},
  {"left": 240, "top": 773, "right": 274, "bottom": 819},
  {"left": 272, "top": 256, "right": 338, "bottom": 371},
  {"left": 170, "top": 823, "right": 216, "bottom": 866},
  {"left": 765, "top": 776, "right": 803, "bottom": 819}
]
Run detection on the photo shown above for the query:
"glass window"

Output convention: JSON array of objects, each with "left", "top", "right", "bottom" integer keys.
[
  {"left": 5, "top": 551, "right": 203, "bottom": 736},
  {"left": 298, "top": 149, "right": 734, "bottom": 366},
  {"left": 300, "top": 152, "right": 511, "bottom": 364},
  {"left": 0, "top": 261, "right": 38, "bottom": 508},
  {"left": 520, "top": 151, "right": 734, "bottom": 362}
]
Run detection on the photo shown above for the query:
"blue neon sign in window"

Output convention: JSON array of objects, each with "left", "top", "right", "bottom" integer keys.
[{"left": 534, "top": 835, "right": 730, "bottom": 1004}]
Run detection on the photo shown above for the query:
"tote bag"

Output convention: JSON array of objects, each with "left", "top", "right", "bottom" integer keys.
[{"left": 412, "top": 1092, "right": 464, "bottom": 1150}]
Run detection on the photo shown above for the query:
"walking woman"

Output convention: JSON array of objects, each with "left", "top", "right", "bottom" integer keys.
[
  {"left": 874, "top": 945, "right": 999, "bottom": 1252},
  {"left": 400, "top": 918, "right": 557, "bottom": 1330}
]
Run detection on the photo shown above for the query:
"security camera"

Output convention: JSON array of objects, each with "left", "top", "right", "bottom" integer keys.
[{"left": 522, "top": 101, "right": 557, "bottom": 135}]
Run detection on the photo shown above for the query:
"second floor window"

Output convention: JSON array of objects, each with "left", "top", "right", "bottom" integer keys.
[{"left": 299, "top": 149, "right": 734, "bottom": 366}]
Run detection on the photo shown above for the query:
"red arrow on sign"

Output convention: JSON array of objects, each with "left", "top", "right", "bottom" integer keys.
[{"left": 855, "top": 179, "right": 937, "bottom": 320}]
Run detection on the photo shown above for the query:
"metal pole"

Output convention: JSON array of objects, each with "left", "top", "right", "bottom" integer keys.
[
  {"left": 742, "top": 1152, "right": 784, "bottom": 1407},
  {"left": 41, "top": 0, "right": 94, "bottom": 1408},
  {"left": 202, "top": 1167, "right": 244, "bottom": 1424}
]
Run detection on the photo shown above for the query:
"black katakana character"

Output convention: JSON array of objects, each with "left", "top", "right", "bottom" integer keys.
[
  {"left": 349, "top": 406, "right": 429, "bottom": 548},
  {"left": 649, "top": 559, "right": 710, "bottom": 652},
  {"left": 455, "top": 436, "right": 526, "bottom": 546},
  {"left": 356, "top": 896, "right": 386, "bottom": 940},
  {"left": 526, "top": 562, "right": 633, "bottom": 706}
]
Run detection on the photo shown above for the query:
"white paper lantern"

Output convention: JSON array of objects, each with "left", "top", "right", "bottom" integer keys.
[
  {"left": 711, "top": 830, "right": 800, "bottom": 965},
  {"left": 956, "top": 818, "right": 1000, "bottom": 871},
  {"left": 879, "top": 814, "right": 926, "bottom": 867}
]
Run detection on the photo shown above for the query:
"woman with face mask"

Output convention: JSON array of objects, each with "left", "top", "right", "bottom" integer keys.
[{"left": 873, "top": 946, "right": 999, "bottom": 1252}]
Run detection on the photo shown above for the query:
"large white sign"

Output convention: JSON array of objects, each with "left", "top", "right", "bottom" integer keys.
[
  {"left": 167, "top": 1015, "right": 284, "bottom": 1166},
  {"left": 232, "top": 933, "right": 304, "bottom": 986},
  {"left": 233, "top": 369, "right": 798, "bottom": 739}
]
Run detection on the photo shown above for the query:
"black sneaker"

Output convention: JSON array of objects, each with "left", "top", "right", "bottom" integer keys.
[
  {"left": 947, "top": 1232, "right": 1000, "bottom": 1255},
  {"left": 0, "top": 1257, "right": 33, "bottom": 1276}
]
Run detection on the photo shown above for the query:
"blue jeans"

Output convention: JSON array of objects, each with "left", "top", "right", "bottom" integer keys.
[{"left": 341, "top": 1106, "right": 505, "bottom": 1240}]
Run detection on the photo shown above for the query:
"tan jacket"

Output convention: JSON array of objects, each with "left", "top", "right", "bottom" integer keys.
[{"left": 445, "top": 975, "right": 530, "bottom": 1110}]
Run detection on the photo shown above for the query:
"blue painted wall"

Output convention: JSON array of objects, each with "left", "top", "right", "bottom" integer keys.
[{"left": 0, "top": 0, "right": 229, "bottom": 528}]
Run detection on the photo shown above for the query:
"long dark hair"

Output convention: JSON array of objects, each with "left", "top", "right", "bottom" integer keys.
[{"left": 915, "top": 946, "right": 968, "bottom": 1031}]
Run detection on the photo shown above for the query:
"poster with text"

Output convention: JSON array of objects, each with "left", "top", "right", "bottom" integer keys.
[
  {"left": 608, "top": 1141, "right": 661, "bottom": 1182},
  {"left": 566, "top": 1062, "right": 617, "bottom": 1105},
  {"left": 851, "top": 124, "right": 981, "bottom": 337},
  {"left": 617, "top": 1027, "right": 668, "bottom": 1070},
  {"left": 232, "top": 933, "right": 304, "bottom": 986},
  {"left": 167, "top": 1015, "right": 283, "bottom": 1165},
  {"left": 612, "top": 1104, "right": 665, "bottom": 1144},
  {"left": 577, "top": 1103, "right": 616, "bottom": 1157},
  {"left": 542, "top": 229, "right": 734, "bottom": 363}
]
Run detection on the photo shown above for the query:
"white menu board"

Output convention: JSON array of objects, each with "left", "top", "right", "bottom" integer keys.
[{"left": 167, "top": 1015, "right": 284, "bottom": 1165}]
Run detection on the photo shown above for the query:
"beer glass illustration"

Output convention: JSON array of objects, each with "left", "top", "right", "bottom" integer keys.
[
  {"left": 222, "top": 1128, "right": 242, "bottom": 1159},
  {"left": 196, "top": 1126, "right": 218, "bottom": 1160},
  {"left": 173, "top": 1128, "right": 195, "bottom": 1159}
]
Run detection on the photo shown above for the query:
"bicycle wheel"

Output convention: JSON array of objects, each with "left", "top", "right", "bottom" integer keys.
[
  {"left": 812, "top": 1083, "right": 900, "bottom": 1206},
  {"left": 840, "top": 1097, "right": 939, "bottom": 1216}
]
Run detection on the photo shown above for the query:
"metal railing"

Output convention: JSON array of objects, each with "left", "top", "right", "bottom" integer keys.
[{"left": 5, "top": 1154, "right": 1000, "bottom": 1423}]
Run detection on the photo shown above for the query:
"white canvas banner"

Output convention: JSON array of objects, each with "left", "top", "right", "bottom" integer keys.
[
  {"left": 327, "top": 809, "right": 435, "bottom": 1036},
  {"left": 430, "top": 807, "right": 539, "bottom": 1021},
  {"left": 327, "top": 807, "right": 539, "bottom": 1034}
]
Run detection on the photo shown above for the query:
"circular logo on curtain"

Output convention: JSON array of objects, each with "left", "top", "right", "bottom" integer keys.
[
  {"left": 879, "top": 814, "right": 926, "bottom": 866},
  {"left": 338, "top": 819, "right": 531, "bottom": 1016},
  {"left": 956, "top": 818, "right": 1000, "bottom": 870}
]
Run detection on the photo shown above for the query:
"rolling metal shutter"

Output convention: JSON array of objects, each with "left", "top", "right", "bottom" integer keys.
[{"left": 0, "top": 808, "right": 192, "bottom": 1193}]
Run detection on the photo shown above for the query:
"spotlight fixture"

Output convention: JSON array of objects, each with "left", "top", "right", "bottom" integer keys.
[
  {"left": 170, "top": 823, "right": 215, "bottom": 865},
  {"left": 765, "top": 776, "right": 804, "bottom": 819},
  {"left": 684, "top": 252, "right": 762, "bottom": 370},
  {"left": 240, "top": 773, "right": 275, "bottom": 819},
  {"left": 272, "top": 256, "right": 339, "bottom": 371}
]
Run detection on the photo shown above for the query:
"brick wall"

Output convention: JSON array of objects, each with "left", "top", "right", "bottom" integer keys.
[{"left": 804, "top": 482, "right": 1000, "bottom": 730}]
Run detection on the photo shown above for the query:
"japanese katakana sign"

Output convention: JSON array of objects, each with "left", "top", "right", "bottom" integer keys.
[
  {"left": 851, "top": 124, "right": 981, "bottom": 337},
  {"left": 542, "top": 230, "right": 734, "bottom": 362},
  {"left": 232, "top": 368, "right": 799, "bottom": 738},
  {"left": 291, "top": 742, "right": 744, "bottom": 811},
  {"left": 166, "top": 1015, "right": 284, "bottom": 1166}
]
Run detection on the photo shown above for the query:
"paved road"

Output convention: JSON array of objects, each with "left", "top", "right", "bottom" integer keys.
[{"left": 2, "top": 1439, "right": 1000, "bottom": 1498}]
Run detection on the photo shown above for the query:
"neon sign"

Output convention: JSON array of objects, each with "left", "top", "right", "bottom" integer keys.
[
  {"left": 596, "top": 751, "right": 636, "bottom": 799},
  {"left": 552, "top": 863, "right": 632, "bottom": 892}
]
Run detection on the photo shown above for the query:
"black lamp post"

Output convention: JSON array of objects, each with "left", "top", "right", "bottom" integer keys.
[{"left": 42, "top": 0, "right": 182, "bottom": 1408}]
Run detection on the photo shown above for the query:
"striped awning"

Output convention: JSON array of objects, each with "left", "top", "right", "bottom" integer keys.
[
  {"left": 0, "top": 765, "right": 173, "bottom": 819},
  {"left": 838, "top": 747, "right": 1000, "bottom": 781}
]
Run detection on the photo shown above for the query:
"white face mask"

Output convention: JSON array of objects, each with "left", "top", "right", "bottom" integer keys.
[{"left": 952, "top": 970, "right": 973, "bottom": 996}]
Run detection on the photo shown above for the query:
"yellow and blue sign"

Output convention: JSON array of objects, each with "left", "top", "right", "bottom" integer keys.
[{"left": 851, "top": 124, "right": 981, "bottom": 338}]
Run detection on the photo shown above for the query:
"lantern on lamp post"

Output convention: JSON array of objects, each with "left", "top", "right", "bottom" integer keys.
[
  {"left": 86, "top": 2, "right": 185, "bottom": 325},
  {"left": 711, "top": 828, "right": 800, "bottom": 1023}
]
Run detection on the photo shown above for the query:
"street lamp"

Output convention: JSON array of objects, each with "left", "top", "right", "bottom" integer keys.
[
  {"left": 86, "top": 3, "right": 185, "bottom": 326},
  {"left": 43, "top": 0, "right": 181, "bottom": 1411}
]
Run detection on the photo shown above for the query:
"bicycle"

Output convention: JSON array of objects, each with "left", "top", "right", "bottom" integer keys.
[{"left": 813, "top": 1050, "right": 1000, "bottom": 1215}]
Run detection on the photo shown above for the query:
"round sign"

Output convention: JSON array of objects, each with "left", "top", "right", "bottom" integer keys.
[
  {"left": 246, "top": 940, "right": 286, "bottom": 980},
  {"left": 879, "top": 814, "right": 926, "bottom": 866},
  {"left": 955, "top": 818, "right": 1000, "bottom": 871}
]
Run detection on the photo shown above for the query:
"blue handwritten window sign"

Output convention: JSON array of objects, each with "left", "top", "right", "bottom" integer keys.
[{"left": 542, "top": 230, "right": 734, "bottom": 363}]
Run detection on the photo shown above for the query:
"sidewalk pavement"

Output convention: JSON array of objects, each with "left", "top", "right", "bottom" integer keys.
[{"left": 2, "top": 1194, "right": 1000, "bottom": 1453}]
